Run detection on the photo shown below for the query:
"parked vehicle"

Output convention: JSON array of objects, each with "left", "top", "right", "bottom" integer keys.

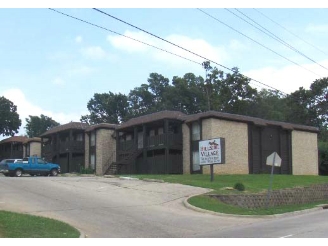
[
  {"left": 0, "top": 156, "right": 60, "bottom": 177},
  {"left": 0, "top": 159, "right": 22, "bottom": 164}
]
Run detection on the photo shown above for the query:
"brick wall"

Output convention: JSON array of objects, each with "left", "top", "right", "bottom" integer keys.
[
  {"left": 292, "top": 130, "right": 318, "bottom": 175},
  {"left": 29, "top": 142, "right": 41, "bottom": 157},
  {"left": 210, "top": 184, "right": 328, "bottom": 209},
  {"left": 95, "top": 129, "right": 116, "bottom": 175},
  {"left": 202, "top": 118, "right": 249, "bottom": 174}
]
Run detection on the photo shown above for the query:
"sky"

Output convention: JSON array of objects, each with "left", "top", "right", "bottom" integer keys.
[{"left": 1, "top": 1, "right": 328, "bottom": 139}]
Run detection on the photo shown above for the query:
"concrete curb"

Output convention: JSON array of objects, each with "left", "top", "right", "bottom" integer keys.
[
  {"left": 183, "top": 194, "right": 327, "bottom": 219},
  {"left": 119, "top": 176, "right": 139, "bottom": 181},
  {"left": 107, "top": 176, "right": 165, "bottom": 183},
  {"left": 78, "top": 228, "right": 86, "bottom": 238},
  {"left": 103, "top": 175, "right": 117, "bottom": 178},
  {"left": 142, "top": 178, "right": 165, "bottom": 183}
]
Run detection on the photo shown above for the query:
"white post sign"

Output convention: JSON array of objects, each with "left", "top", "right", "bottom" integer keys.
[
  {"left": 199, "top": 138, "right": 223, "bottom": 165},
  {"left": 265, "top": 152, "right": 282, "bottom": 209},
  {"left": 266, "top": 152, "right": 282, "bottom": 167}
]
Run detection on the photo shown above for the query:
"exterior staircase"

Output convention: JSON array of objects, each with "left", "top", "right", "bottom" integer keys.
[{"left": 105, "top": 148, "right": 143, "bottom": 175}]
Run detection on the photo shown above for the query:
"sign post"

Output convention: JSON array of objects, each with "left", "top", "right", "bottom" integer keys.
[
  {"left": 265, "top": 152, "right": 282, "bottom": 209},
  {"left": 199, "top": 138, "right": 225, "bottom": 182},
  {"left": 210, "top": 164, "right": 214, "bottom": 182}
]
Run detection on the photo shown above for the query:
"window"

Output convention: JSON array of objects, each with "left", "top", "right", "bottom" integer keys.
[
  {"left": 149, "top": 129, "right": 155, "bottom": 137},
  {"left": 26, "top": 145, "right": 30, "bottom": 156},
  {"left": 37, "top": 158, "right": 46, "bottom": 164},
  {"left": 138, "top": 132, "right": 143, "bottom": 149},
  {"left": 192, "top": 122, "right": 200, "bottom": 141},
  {"left": 168, "top": 125, "right": 178, "bottom": 134},
  {"left": 90, "top": 132, "right": 96, "bottom": 146},
  {"left": 76, "top": 133, "right": 83, "bottom": 141},
  {"left": 192, "top": 151, "right": 200, "bottom": 171},
  {"left": 158, "top": 127, "right": 164, "bottom": 135},
  {"left": 90, "top": 154, "right": 95, "bottom": 170}
]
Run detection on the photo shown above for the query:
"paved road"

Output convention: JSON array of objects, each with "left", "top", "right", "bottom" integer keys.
[
  {"left": 192, "top": 208, "right": 328, "bottom": 238},
  {"left": 0, "top": 175, "right": 269, "bottom": 238}
]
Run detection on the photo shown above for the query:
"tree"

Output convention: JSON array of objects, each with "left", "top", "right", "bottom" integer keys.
[
  {"left": 128, "top": 84, "right": 154, "bottom": 117},
  {"left": 128, "top": 73, "right": 172, "bottom": 116},
  {"left": 81, "top": 92, "right": 129, "bottom": 124},
  {"left": 309, "top": 77, "right": 328, "bottom": 127},
  {"left": 250, "top": 89, "right": 288, "bottom": 121},
  {"left": 285, "top": 87, "right": 313, "bottom": 125},
  {"left": 25, "top": 114, "right": 60, "bottom": 137},
  {"left": 0, "top": 96, "right": 21, "bottom": 136},
  {"left": 168, "top": 73, "right": 208, "bottom": 114},
  {"left": 201, "top": 64, "right": 258, "bottom": 115}
]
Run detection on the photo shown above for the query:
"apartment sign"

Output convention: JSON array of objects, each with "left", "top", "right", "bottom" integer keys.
[{"left": 199, "top": 138, "right": 225, "bottom": 165}]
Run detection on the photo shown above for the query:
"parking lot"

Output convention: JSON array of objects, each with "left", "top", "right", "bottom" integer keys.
[{"left": 0, "top": 175, "right": 268, "bottom": 237}]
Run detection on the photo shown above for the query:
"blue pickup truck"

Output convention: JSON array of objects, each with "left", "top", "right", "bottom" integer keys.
[{"left": 0, "top": 156, "right": 61, "bottom": 177}]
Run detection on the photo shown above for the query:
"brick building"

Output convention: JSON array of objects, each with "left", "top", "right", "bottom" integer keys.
[{"left": 34, "top": 110, "right": 319, "bottom": 176}]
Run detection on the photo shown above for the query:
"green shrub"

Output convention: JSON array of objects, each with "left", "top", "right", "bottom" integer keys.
[
  {"left": 319, "top": 141, "right": 328, "bottom": 175},
  {"left": 80, "top": 166, "right": 95, "bottom": 174},
  {"left": 234, "top": 182, "right": 245, "bottom": 191},
  {"left": 319, "top": 142, "right": 328, "bottom": 162}
]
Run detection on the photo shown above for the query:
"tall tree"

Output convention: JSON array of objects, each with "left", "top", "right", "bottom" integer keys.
[
  {"left": 168, "top": 73, "right": 207, "bottom": 114},
  {"left": 202, "top": 64, "right": 258, "bottom": 114},
  {"left": 128, "top": 73, "right": 172, "bottom": 116},
  {"left": 81, "top": 91, "right": 129, "bottom": 124},
  {"left": 309, "top": 77, "right": 328, "bottom": 127},
  {"left": 25, "top": 114, "right": 60, "bottom": 137},
  {"left": 285, "top": 87, "right": 316, "bottom": 126},
  {"left": 128, "top": 84, "right": 154, "bottom": 117},
  {"left": 250, "top": 89, "right": 287, "bottom": 121},
  {"left": 0, "top": 96, "right": 21, "bottom": 136}
]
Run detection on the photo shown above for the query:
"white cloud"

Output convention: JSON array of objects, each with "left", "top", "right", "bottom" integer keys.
[
  {"left": 81, "top": 46, "right": 108, "bottom": 60},
  {"left": 244, "top": 60, "right": 328, "bottom": 93},
  {"left": 47, "top": 52, "right": 74, "bottom": 61},
  {"left": 68, "top": 65, "right": 95, "bottom": 76},
  {"left": 107, "top": 31, "right": 151, "bottom": 53},
  {"left": 154, "top": 34, "right": 229, "bottom": 65},
  {"left": 306, "top": 24, "right": 328, "bottom": 33},
  {"left": 2, "top": 88, "right": 84, "bottom": 138},
  {"left": 229, "top": 39, "right": 247, "bottom": 51},
  {"left": 75, "top": 35, "right": 83, "bottom": 43},
  {"left": 107, "top": 31, "right": 229, "bottom": 66},
  {"left": 53, "top": 77, "right": 65, "bottom": 86}
]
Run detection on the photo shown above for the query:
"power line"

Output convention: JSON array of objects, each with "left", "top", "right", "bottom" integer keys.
[
  {"left": 92, "top": 8, "right": 232, "bottom": 71},
  {"left": 49, "top": 8, "right": 286, "bottom": 95},
  {"left": 197, "top": 8, "right": 323, "bottom": 78},
  {"left": 49, "top": 8, "right": 275, "bottom": 92},
  {"left": 253, "top": 8, "right": 328, "bottom": 57},
  {"left": 92, "top": 8, "right": 287, "bottom": 94},
  {"left": 48, "top": 8, "right": 202, "bottom": 67},
  {"left": 229, "top": 8, "right": 328, "bottom": 72}
]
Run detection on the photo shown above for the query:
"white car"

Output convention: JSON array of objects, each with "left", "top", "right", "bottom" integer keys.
[{"left": 0, "top": 159, "right": 23, "bottom": 164}]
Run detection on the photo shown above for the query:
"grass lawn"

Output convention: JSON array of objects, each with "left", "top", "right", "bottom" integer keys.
[
  {"left": 128, "top": 174, "right": 328, "bottom": 215},
  {"left": 0, "top": 210, "right": 80, "bottom": 238}
]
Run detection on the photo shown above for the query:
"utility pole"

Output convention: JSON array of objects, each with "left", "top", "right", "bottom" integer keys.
[{"left": 202, "top": 61, "right": 212, "bottom": 111}]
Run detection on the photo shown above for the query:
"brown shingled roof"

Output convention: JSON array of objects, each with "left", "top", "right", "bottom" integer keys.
[
  {"left": 85, "top": 123, "right": 117, "bottom": 132},
  {"left": 0, "top": 136, "right": 28, "bottom": 144},
  {"left": 117, "top": 110, "right": 187, "bottom": 130},
  {"left": 23, "top": 137, "right": 41, "bottom": 144},
  {"left": 184, "top": 111, "right": 319, "bottom": 133},
  {"left": 40, "top": 122, "right": 89, "bottom": 137}
]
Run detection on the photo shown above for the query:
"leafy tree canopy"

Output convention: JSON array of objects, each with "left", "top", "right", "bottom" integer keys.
[
  {"left": 81, "top": 92, "right": 129, "bottom": 124},
  {"left": 25, "top": 114, "right": 60, "bottom": 138},
  {"left": 80, "top": 61, "right": 328, "bottom": 141},
  {"left": 0, "top": 96, "right": 21, "bottom": 137}
]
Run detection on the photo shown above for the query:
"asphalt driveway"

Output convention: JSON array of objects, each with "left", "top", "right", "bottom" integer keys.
[{"left": 0, "top": 175, "right": 268, "bottom": 238}]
